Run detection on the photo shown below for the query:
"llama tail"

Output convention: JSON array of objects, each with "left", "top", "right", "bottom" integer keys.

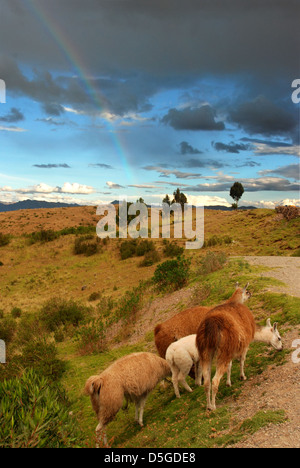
[
  {"left": 84, "top": 375, "right": 103, "bottom": 396},
  {"left": 196, "top": 316, "right": 224, "bottom": 361}
]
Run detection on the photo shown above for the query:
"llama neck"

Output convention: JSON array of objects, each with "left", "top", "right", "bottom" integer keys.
[{"left": 253, "top": 325, "right": 269, "bottom": 344}]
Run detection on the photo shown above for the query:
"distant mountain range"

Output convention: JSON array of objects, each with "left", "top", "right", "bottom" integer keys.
[
  {"left": 0, "top": 199, "right": 80, "bottom": 212},
  {"left": 0, "top": 199, "right": 258, "bottom": 213}
]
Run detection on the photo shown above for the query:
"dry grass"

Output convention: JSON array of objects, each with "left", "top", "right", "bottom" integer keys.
[{"left": 0, "top": 206, "right": 298, "bottom": 315}]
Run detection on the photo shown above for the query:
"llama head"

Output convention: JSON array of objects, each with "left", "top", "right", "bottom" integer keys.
[
  {"left": 235, "top": 282, "right": 252, "bottom": 303},
  {"left": 264, "top": 319, "right": 283, "bottom": 351}
]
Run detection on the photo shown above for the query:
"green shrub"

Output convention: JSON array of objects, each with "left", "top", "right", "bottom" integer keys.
[
  {"left": 11, "top": 307, "right": 22, "bottom": 319},
  {"left": 152, "top": 257, "right": 191, "bottom": 291},
  {"left": 198, "top": 251, "right": 228, "bottom": 275},
  {"left": 74, "top": 236, "right": 100, "bottom": 256},
  {"left": 40, "top": 297, "right": 88, "bottom": 331},
  {"left": 18, "top": 340, "right": 67, "bottom": 382},
  {"left": 119, "top": 239, "right": 138, "bottom": 260},
  {"left": 135, "top": 240, "right": 155, "bottom": 256},
  {"left": 0, "top": 370, "right": 81, "bottom": 448},
  {"left": 0, "top": 232, "right": 10, "bottom": 247},
  {"left": 0, "top": 317, "right": 17, "bottom": 344},
  {"left": 291, "top": 248, "right": 300, "bottom": 257},
  {"left": 163, "top": 240, "right": 184, "bottom": 258},
  {"left": 139, "top": 250, "right": 160, "bottom": 267},
  {"left": 88, "top": 292, "right": 101, "bottom": 302},
  {"left": 74, "top": 318, "right": 106, "bottom": 354},
  {"left": 28, "top": 229, "right": 58, "bottom": 244},
  {"left": 115, "top": 282, "right": 146, "bottom": 323},
  {"left": 15, "top": 313, "right": 45, "bottom": 346}
]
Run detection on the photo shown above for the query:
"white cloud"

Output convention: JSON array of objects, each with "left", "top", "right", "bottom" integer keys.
[
  {"left": 0, "top": 125, "right": 27, "bottom": 132},
  {"left": 0, "top": 182, "right": 95, "bottom": 195}
]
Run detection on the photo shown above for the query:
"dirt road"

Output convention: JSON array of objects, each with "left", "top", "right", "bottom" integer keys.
[
  {"left": 229, "top": 256, "right": 300, "bottom": 448},
  {"left": 243, "top": 256, "right": 300, "bottom": 298}
]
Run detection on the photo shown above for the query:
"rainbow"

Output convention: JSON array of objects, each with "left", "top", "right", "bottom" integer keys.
[{"left": 25, "top": 0, "right": 134, "bottom": 184}]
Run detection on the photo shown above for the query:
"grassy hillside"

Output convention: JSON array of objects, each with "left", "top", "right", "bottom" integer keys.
[{"left": 0, "top": 206, "right": 299, "bottom": 447}]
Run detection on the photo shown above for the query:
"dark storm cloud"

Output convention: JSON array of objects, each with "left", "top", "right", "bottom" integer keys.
[
  {"left": 42, "top": 103, "right": 65, "bottom": 116},
  {"left": 229, "top": 96, "right": 297, "bottom": 138},
  {"left": 162, "top": 106, "right": 225, "bottom": 131},
  {"left": 1, "top": 0, "right": 299, "bottom": 77},
  {"left": 0, "top": 107, "right": 24, "bottom": 123},
  {"left": 89, "top": 163, "right": 114, "bottom": 169},
  {"left": 260, "top": 164, "right": 300, "bottom": 181},
  {"left": 179, "top": 141, "right": 203, "bottom": 155},
  {"left": 212, "top": 141, "right": 251, "bottom": 154},
  {"left": 33, "top": 164, "right": 71, "bottom": 169}
]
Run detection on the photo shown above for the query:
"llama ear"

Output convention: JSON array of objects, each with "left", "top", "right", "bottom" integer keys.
[
  {"left": 243, "top": 282, "right": 250, "bottom": 291},
  {"left": 273, "top": 322, "right": 278, "bottom": 331},
  {"left": 235, "top": 282, "right": 240, "bottom": 289},
  {"left": 266, "top": 318, "right": 271, "bottom": 327}
]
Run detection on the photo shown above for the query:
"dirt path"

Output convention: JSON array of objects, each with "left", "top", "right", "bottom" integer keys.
[
  {"left": 229, "top": 256, "right": 300, "bottom": 448},
  {"left": 243, "top": 256, "right": 300, "bottom": 298}
]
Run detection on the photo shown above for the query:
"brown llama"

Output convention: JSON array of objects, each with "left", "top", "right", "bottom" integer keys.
[
  {"left": 196, "top": 300, "right": 256, "bottom": 411},
  {"left": 154, "top": 282, "right": 251, "bottom": 359}
]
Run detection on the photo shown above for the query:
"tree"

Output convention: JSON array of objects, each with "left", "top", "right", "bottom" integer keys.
[
  {"left": 230, "top": 182, "right": 244, "bottom": 209},
  {"left": 172, "top": 188, "right": 188, "bottom": 209},
  {"left": 162, "top": 194, "right": 171, "bottom": 206}
]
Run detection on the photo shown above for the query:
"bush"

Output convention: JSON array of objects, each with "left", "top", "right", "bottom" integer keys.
[
  {"left": 139, "top": 250, "right": 160, "bottom": 267},
  {"left": 88, "top": 292, "right": 101, "bottom": 302},
  {"left": 11, "top": 307, "right": 22, "bottom": 319},
  {"left": 198, "top": 251, "right": 227, "bottom": 275},
  {"left": 163, "top": 240, "right": 184, "bottom": 258},
  {"left": 28, "top": 230, "right": 58, "bottom": 244},
  {"left": 135, "top": 240, "right": 155, "bottom": 256},
  {"left": 74, "top": 236, "right": 100, "bottom": 256},
  {"left": 74, "top": 318, "right": 106, "bottom": 355},
  {"left": 152, "top": 257, "right": 191, "bottom": 291},
  {"left": 40, "top": 297, "right": 88, "bottom": 332},
  {"left": 0, "top": 317, "right": 17, "bottom": 344},
  {"left": 119, "top": 239, "right": 138, "bottom": 260},
  {"left": 120, "top": 239, "right": 156, "bottom": 260},
  {"left": 0, "top": 369, "right": 81, "bottom": 448},
  {"left": 17, "top": 340, "right": 67, "bottom": 382},
  {"left": 0, "top": 233, "right": 10, "bottom": 247}
]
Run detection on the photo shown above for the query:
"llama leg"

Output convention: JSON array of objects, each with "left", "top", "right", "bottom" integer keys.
[
  {"left": 171, "top": 366, "right": 181, "bottom": 398},
  {"left": 211, "top": 362, "right": 228, "bottom": 411},
  {"left": 240, "top": 348, "right": 248, "bottom": 381},
  {"left": 202, "top": 360, "right": 212, "bottom": 410},
  {"left": 226, "top": 361, "right": 232, "bottom": 387},
  {"left": 96, "top": 422, "right": 107, "bottom": 447},
  {"left": 136, "top": 395, "right": 148, "bottom": 427},
  {"left": 178, "top": 373, "right": 193, "bottom": 393},
  {"left": 177, "top": 354, "right": 193, "bottom": 393},
  {"left": 195, "top": 361, "right": 202, "bottom": 386}
]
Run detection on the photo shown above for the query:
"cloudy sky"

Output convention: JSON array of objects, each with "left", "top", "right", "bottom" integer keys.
[{"left": 0, "top": 0, "right": 299, "bottom": 208}]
